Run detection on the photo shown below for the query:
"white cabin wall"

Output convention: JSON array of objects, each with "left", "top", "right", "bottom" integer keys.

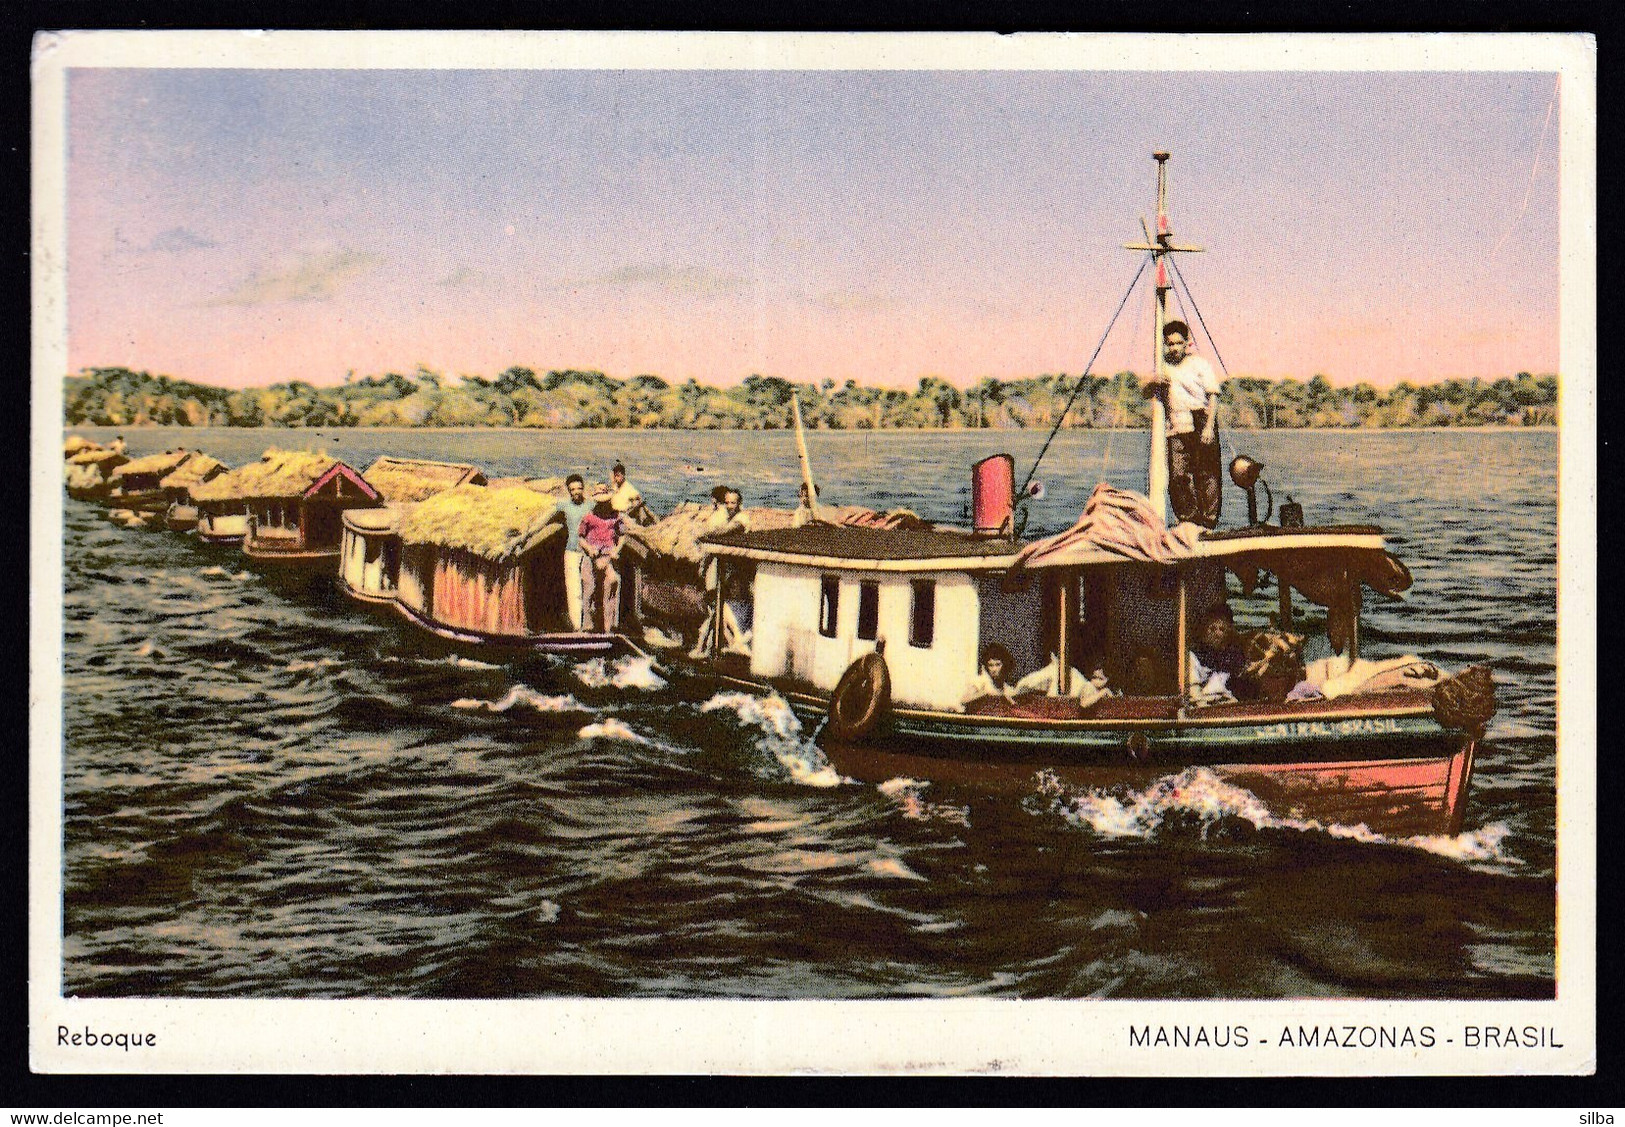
[
  {"left": 750, "top": 565, "right": 819, "bottom": 681},
  {"left": 748, "top": 563, "right": 980, "bottom": 711},
  {"left": 340, "top": 529, "right": 366, "bottom": 589}
]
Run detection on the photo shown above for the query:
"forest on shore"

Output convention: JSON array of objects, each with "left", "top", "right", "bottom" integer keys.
[{"left": 64, "top": 365, "right": 1560, "bottom": 430}]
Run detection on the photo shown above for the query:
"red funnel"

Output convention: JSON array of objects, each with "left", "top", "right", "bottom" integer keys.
[{"left": 971, "top": 454, "right": 1015, "bottom": 536}]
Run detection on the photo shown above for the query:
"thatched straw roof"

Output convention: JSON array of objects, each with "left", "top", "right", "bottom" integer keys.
[
  {"left": 627, "top": 502, "right": 928, "bottom": 565},
  {"left": 190, "top": 449, "right": 343, "bottom": 502},
  {"left": 68, "top": 448, "right": 127, "bottom": 467},
  {"left": 343, "top": 504, "right": 406, "bottom": 533},
  {"left": 65, "top": 463, "right": 107, "bottom": 491},
  {"left": 112, "top": 449, "right": 195, "bottom": 481},
  {"left": 63, "top": 436, "right": 101, "bottom": 458},
  {"left": 159, "top": 453, "right": 227, "bottom": 491},
  {"left": 363, "top": 456, "right": 486, "bottom": 503},
  {"left": 398, "top": 484, "right": 563, "bottom": 562}
]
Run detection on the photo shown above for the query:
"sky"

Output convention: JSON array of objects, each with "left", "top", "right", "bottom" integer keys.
[{"left": 64, "top": 68, "right": 1561, "bottom": 390}]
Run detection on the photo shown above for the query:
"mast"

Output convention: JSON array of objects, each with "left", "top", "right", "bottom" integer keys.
[
  {"left": 789, "top": 391, "right": 821, "bottom": 522},
  {"left": 1125, "top": 151, "right": 1203, "bottom": 522}
]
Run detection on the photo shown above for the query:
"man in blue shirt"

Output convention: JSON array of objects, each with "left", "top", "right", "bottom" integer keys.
[{"left": 558, "top": 474, "right": 593, "bottom": 630}]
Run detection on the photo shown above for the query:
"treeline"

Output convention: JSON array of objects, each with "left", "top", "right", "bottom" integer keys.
[{"left": 63, "top": 366, "right": 1559, "bottom": 430}]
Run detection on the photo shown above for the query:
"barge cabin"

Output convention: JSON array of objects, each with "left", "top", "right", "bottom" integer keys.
[
  {"left": 338, "top": 457, "right": 487, "bottom": 605},
  {"left": 394, "top": 483, "right": 615, "bottom": 655}
]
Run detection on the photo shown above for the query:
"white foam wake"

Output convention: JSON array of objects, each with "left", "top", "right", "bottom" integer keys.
[
  {"left": 1037, "top": 767, "right": 1523, "bottom": 869},
  {"left": 577, "top": 717, "right": 645, "bottom": 743},
  {"left": 451, "top": 685, "right": 586, "bottom": 714},
  {"left": 699, "top": 691, "right": 851, "bottom": 788},
  {"left": 877, "top": 776, "right": 971, "bottom": 826},
  {"left": 573, "top": 654, "right": 667, "bottom": 691}
]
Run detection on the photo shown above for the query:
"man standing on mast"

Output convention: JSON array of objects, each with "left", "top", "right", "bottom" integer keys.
[{"left": 1156, "top": 319, "right": 1222, "bottom": 528}]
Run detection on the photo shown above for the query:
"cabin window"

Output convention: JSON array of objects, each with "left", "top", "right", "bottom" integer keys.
[
  {"left": 819, "top": 575, "right": 840, "bottom": 638},
  {"left": 856, "top": 582, "right": 880, "bottom": 641},
  {"left": 909, "top": 579, "right": 935, "bottom": 648}
]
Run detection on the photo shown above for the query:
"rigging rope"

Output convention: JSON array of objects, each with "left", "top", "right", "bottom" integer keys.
[
  {"left": 1169, "top": 256, "right": 1231, "bottom": 380},
  {"left": 1019, "top": 254, "right": 1151, "bottom": 500}
]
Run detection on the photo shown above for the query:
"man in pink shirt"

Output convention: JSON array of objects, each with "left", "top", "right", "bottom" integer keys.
[{"left": 578, "top": 484, "right": 625, "bottom": 632}]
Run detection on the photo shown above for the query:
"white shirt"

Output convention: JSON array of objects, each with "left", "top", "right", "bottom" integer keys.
[
  {"left": 962, "top": 670, "right": 1016, "bottom": 706},
  {"left": 1164, "top": 354, "right": 1220, "bottom": 435},
  {"left": 1015, "top": 658, "right": 1108, "bottom": 706}
]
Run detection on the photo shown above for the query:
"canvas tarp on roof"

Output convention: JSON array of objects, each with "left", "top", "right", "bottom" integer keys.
[
  {"left": 398, "top": 484, "right": 564, "bottom": 562},
  {"left": 190, "top": 449, "right": 343, "bottom": 502},
  {"left": 363, "top": 456, "right": 485, "bottom": 503},
  {"left": 1014, "top": 483, "right": 1205, "bottom": 568},
  {"left": 630, "top": 502, "right": 927, "bottom": 566},
  {"left": 63, "top": 436, "right": 100, "bottom": 458}
]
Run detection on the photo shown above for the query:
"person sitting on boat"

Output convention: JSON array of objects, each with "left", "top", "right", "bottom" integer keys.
[
  {"left": 792, "top": 482, "right": 819, "bottom": 527},
  {"left": 610, "top": 461, "right": 657, "bottom": 527},
  {"left": 110, "top": 434, "right": 127, "bottom": 455},
  {"left": 1190, "top": 605, "right": 1261, "bottom": 701},
  {"left": 962, "top": 643, "right": 1018, "bottom": 707},
  {"left": 558, "top": 474, "right": 593, "bottom": 630},
  {"left": 1015, "top": 649, "right": 1110, "bottom": 707},
  {"left": 579, "top": 485, "right": 626, "bottom": 632},
  {"left": 1146, "top": 320, "right": 1222, "bottom": 528}
]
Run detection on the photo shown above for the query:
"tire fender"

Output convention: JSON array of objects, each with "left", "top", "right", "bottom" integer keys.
[{"left": 827, "top": 652, "right": 892, "bottom": 743}]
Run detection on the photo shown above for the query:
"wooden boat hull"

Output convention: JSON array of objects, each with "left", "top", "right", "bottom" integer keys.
[
  {"left": 338, "top": 579, "right": 399, "bottom": 608},
  {"left": 164, "top": 503, "right": 199, "bottom": 532},
  {"left": 109, "top": 489, "right": 169, "bottom": 513},
  {"left": 196, "top": 513, "right": 250, "bottom": 544},
  {"left": 242, "top": 539, "right": 339, "bottom": 568},
  {"left": 392, "top": 598, "right": 619, "bottom": 657},
  {"left": 688, "top": 663, "right": 1479, "bottom": 837},
  {"left": 815, "top": 722, "right": 1474, "bottom": 839}
]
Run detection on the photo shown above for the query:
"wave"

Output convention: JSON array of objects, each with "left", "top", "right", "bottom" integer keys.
[
  {"left": 573, "top": 654, "right": 667, "bottom": 691},
  {"left": 1037, "top": 767, "right": 1523, "bottom": 870},
  {"left": 451, "top": 685, "right": 586, "bottom": 714},
  {"left": 198, "top": 565, "right": 253, "bottom": 581},
  {"left": 698, "top": 691, "right": 850, "bottom": 789},
  {"left": 877, "top": 776, "right": 971, "bottom": 826},
  {"left": 577, "top": 718, "right": 645, "bottom": 743}
]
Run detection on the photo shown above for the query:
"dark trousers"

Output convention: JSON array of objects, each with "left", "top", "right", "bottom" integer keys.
[{"left": 1167, "top": 410, "right": 1222, "bottom": 528}]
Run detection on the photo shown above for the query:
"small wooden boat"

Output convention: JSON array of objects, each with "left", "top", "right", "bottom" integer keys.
[
  {"left": 193, "top": 449, "right": 382, "bottom": 565},
  {"left": 338, "top": 457, "right": 488, "bottom": 607},
  {"left": 65, "top": 449, "right": 128, "bottom": 501},
  {"left": 159, "top": 453, "right": 229, "bottom": 532},
  {"left": 677, "top": 153, "right": 1494, "bottom": 838},
  {"left": 392, "top": 483, "right": 618, "bottom": 656},
  {"left": 109, "top": 449, "right": 198, "bottom": 512}
]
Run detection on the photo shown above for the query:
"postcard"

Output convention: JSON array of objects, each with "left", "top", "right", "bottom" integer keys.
[{"left": 30, "top": 30, "right": 1595, "bottom": 1075}]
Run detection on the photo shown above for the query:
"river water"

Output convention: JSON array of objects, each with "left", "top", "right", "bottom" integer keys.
[{"left": 57, "top": 426, "right": 1557, "bottom": 999}]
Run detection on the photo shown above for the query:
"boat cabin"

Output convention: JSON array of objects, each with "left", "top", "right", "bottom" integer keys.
[
  {"left": 338, "top": 458, "right": 488, "bottom": 605},
  {"left": 191, "top": 449, "right": 381, "bottom": 560},
  {"left": 110, "top": 449, "right": 198, "bottom": 508},
  {"left": 699, "top": 518, "right": 1407, "bottom": 716},
  {"left": 159, "top": 453, "right": 227, "bottom": 505},
  {"left": 394, "top": 484, "right": 576, "bottom": 643},
  {"left": 340, "top": 506, "right": 407, "bottom": 603},
  {"left": 65, "top": 448, "right": 128, "bottom": 500}
]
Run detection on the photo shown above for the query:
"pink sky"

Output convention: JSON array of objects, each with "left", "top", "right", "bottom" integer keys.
[{"left": 66, "top": 69, "right": 1560, "bottom": 390}]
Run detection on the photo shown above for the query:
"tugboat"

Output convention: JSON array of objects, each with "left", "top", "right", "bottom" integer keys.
[{"left": 686, "top": 153, "right": 1494, "bottom": 837}]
